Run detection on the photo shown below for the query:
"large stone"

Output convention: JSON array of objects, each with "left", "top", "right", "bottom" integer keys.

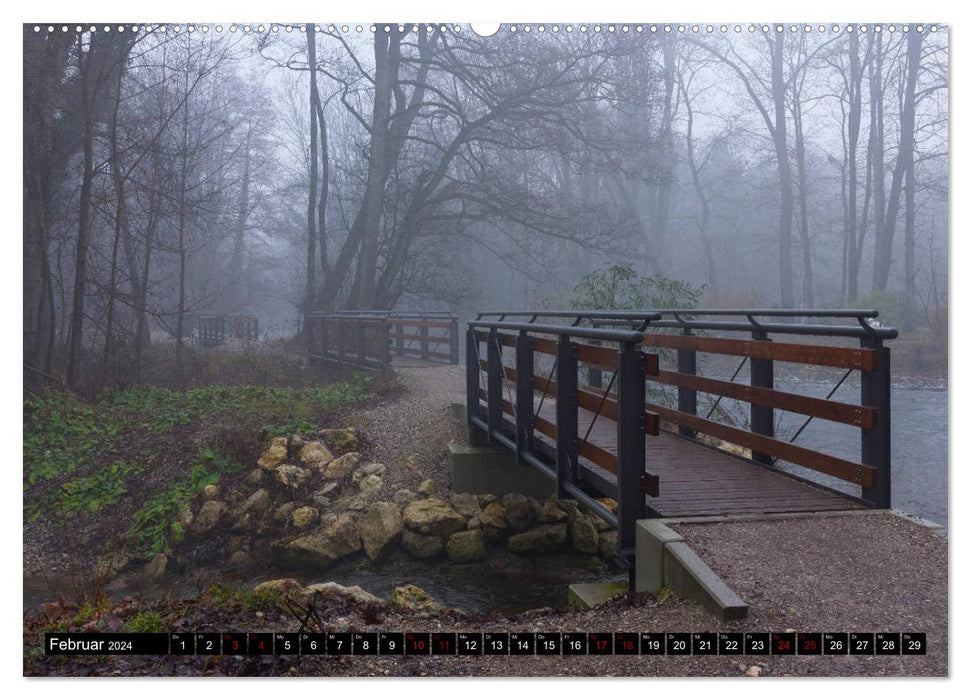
[
  {"left": 357, "top": 474, "right": 384, "bottom": 495},
  {"left": 192, "top": 500, "right": 226, "bottom": 534},
  {"left": 446, "top": 529, "right": 486, "bottom": 563},
  {"left": 323, "top": 453, "right": 361, "bottom": 479},
  {"left": 312, "top": 482, "right": 340, "bottom": 510},
  {"left": 501, "top": 493, "right": 537, "bottom": 532},
  {"left": 291, "top": 506, "right": 319, "bottom": 530},
  {"left": 243, "top": 468, "right": 264, "bottom": 487},
  {"left": 478, "top": 501, "right": 508, "bottom": 541},
  {"left": 507, "top": 523, "right": 568, "bottom": 554},
  {"left": 537, "top": 498, "right": 568, "bottom": 523},
  {"left": 258, "top": 437, "right": 288, "bottom": 470},
  {"left": 285, "top": 514, "right": 361, "bottom": 568},
  {"left": 241, "top": 488, "right": 271, "bottom": 516},
  {"left": 360, "top": 502, "right": 403, "bottom": 561},
  {"left": 569, "top": 512, "right": 600, "bottom": 554},
  {"left": 402, "top": 498, "right": 467, "bottom": 537},
  {"left": 393, "top": 489, "right": 417, "bottom": 507},
  {"left": 144, "top": 553, "right": 167, "bottom": 580},
  {"left": 274, "top": 502, "right": 296, "bottom": 524},
  {"left": 276, "top": 464, "right": 312, "bottom": 490},
  {"left": 318, "top": 428, "right": 359, "bottom": 454},
  {"left": 352, "top": 463, "right": 386, "bottom": 485},
  {"left": 253, "top": 578, "right": 300, "bottom": 596},
  {"left": 390, "top": 584, "right": 435, "bottom": 611},
  {"left": 401, "top": 530, "right": 444, "bottom": 559},
  {"left": 300, "top": 581, "right": 383, "bottom": 606},
  {"left": 299, "top": 441, "right": 335, "bottom": 470},
  {"left": 202, "top": 484, "right": 220, "bottom": 501},
  {"left": 450, "top": 493, "right": 481, "bottom": 520},
  {"left": 599, "top": 530, "right": 619, "bottom": 561}
]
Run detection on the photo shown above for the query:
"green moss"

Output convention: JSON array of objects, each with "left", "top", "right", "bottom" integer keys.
[{"left": 123, "top": 611, "right": 165, "bottom": 633}]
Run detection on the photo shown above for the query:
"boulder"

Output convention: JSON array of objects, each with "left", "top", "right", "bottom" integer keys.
[
  {"left": 285, "top": 514, "right": 361, "bottom": 568},
  {"left": 144, "top": 553, "right": 167, "bottom": 580},
  {"left": 393, "top": 489, "right": 417, "bottom": 507},
  {"left": 597, "top": 497, "right": 618, "bottom": 514},
  {"left": 360, "top": 502, "right": 403, "bottom": 561},
  {"left": 598, "top": 530, "right": 619, "bottom": 561},
  {"left": 352, "top": 463, "right": 386, "bottom": 485},
  {"left": 477, "top": 494, "right": 499, "bottom": 508},
  {"left": 592, "top": 515, "right": 613, "bottom": 532},
  {"left": 501, "top": 493, "right": 537, "bottom": 532},
  {"left": 322, "top": 452, "right": 361, "bottom": 479},
  {"left": 202, "top": 484, "right": 220, "bottom": 501},
  {"left": 537, "top": 498, "right": 568, "bottom": 523},
  {"left": 401, "top": 530, "right": 444, "bottom": 559},
  {"left": 478, "top": 501, "right": 509, "bottom": 541},
  {"left": 300, "top": 581, "right": 383, "bottom": 606},
  {"left": 507, "top": 523, "right": 568, "bottom": 554},
  {"left": 450, "top": 493, "right": 481, "bottom": 520},
  {"left": 258, "top": 437, "right": 288, "bottom": 470},
  {"left": 418, "top": 478, "right": 435, "bottom": 496},
  {"left": 192, "top": 500, "right": 226, "bottom": 534},
  {"left": 357, "top": 474, "right": 384, "bottom": 495},
  {"left": 273, "top": 502, "right": 296, "bottom": 524},
  {"left": 467, "top": 516, "right": 482, "bottom": 530},
  {"left": 241, "top": 488, "right": 271, "bottom": 516},
  {"left": 290, "top": 434, "right": 306, "bottom": 450},
  {"left": 402, "top": 498, "right": 467, "bottom": 537},
  {"left": 446, "top": 530, "right": 486, "bottom": 563},
  {"left": 243, "top": 468, "right": 264, "bottom": 487},
  {"left": 276, "top": 464, "right": 312, "bottom": 490},
  {"left": 291, "top": 506, "right": 319, "bottom": 530},
  {"left": 390, "top": 584, "right": 435, "bottom": 611},
  {"left": 252, "top": 578, "right": 300, "bottom": 596},
  {"left": 318, "top": 428, "right": 359, "bottom": 454},
  {"left": 299, "top": 441, "right": 335, "bottom": 470},
  {"left": 312, "top": 482, "right": 340, "bottom": 510},
  {"left": 569, "top": 512, "right": 600, "bottom": 554}
]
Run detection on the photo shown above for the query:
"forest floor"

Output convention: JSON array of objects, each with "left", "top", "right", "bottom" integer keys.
[{"left": 23, "top": 351, "right": 948, "bottom": 677}]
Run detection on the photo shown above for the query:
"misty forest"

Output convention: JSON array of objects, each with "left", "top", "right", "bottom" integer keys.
[
  {"left": 22, "top": 24, "right": 950, "bottom": 676},
  {"left": 23, "top": 24, "right": 948, "bottom": 391}
]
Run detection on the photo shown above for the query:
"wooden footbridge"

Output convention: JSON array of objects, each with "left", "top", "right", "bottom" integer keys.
[{"left": 308, "top": 308, "right": 896, "bottom": 573}]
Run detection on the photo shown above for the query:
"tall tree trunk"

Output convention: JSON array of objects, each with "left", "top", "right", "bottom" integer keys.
[
  {"left": 175, "top": 44, "right": 191, "bottom": 385},
  {"left": 846, "top": 31, "right": 863, "bottom": 302},
  {"left": 102, "top": 54, "right": 128, "bottom": 387},
  {"left": 792, "top": 92, "right": 814, "bottom": 309},
  {"left": 653, "top": 36, "right": 677, "bottom": 268},
  {"left": 66, "top": 36, "right": 97, "bottom": 390},
  {"left": 305, "top": 24, "right": 319, "bottom": 341},
  {"left": 771, "top": 34, "right": 795, "bottom": 308}
]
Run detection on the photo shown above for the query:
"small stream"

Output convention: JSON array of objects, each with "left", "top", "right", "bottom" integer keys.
[{"left": 24, "top": 551, "right": 616, "bottom": 615}]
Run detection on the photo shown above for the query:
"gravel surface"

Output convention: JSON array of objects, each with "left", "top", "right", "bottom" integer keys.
[{"left": 351, "top": 364, "right": 467, "bottom": 500}]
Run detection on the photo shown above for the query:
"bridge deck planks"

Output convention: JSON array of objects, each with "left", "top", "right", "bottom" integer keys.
[{"left": 533, "top": 399, "right": 864, "bottom": 518}]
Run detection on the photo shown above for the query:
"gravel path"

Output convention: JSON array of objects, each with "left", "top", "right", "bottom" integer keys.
[{"left": 351, "top": 364, "right": 467, "bottom": 500}]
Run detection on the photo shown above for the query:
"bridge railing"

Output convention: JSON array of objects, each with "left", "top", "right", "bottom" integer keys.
[
  {"left": 307, "top": 311, "right": 459, "bottom": 371},
  {"left": 475, "top": 309, "right": 897, "bottom": 509},
  {"left": 199, "top": 315, "right": 259, "bottom": 347},
  {"left": 467, "top": 319, "right": 662, "bottom": 569}
]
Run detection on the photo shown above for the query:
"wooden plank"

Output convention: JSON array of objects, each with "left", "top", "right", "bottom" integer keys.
[
  {"left": 645, "top": 402, "right": 876, "bottom": 487},
  {"left": 579, "top": 439, "right": 618, "bottom": 474},
  {"left": 645, "top": 412, "right": 660, "bottom": 436},
  {"left": 577, "top": 344, "right": 617, "bottom": 371},
  {"left": 401, "top": 320, "right": 452, "bottom": 329},
  {"left": 532, "top": 337, "right": 557, "bottom": 356},
  {"left": 642, "top": 334, "right": 875, "bottom": 371},
  {"left": 390, "top": 331, "right": 448, "bottom": 342},
  {"left": 496, "top": 332, "right": 517, "bottom": 347},
  {"left": 534, "top": 414, "right": 558, "bottom": 440},
  {"left": 653, "top": 369, "right": 876, "bottom": 428}
]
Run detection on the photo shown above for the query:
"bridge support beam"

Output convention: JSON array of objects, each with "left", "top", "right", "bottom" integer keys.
[
  {"left": 466, "top": 329, "right": 488, "bottom": 447},
  {"left": 555, "top": 335, "right": 579, "bottom": 498},
  {"left": 486, "top": 328, "right": 504, "bottom": 446},
  {"left": 515, "top": 332, "right": 534, "bottom": 463},
  {"left": 677, "top": 330, "right": 697, "bottom": 438},
  {"left": 616, "top": 341, "right": 647, "bottom": 569}
]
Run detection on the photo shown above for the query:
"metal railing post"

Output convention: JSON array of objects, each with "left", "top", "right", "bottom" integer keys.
[
  {"left": 396, "top": 321, "right": 404, "bottom": 356},
  {"left": 515, "top": 331, "right": 534, "bottom": 462},
  {"left": 466, "top": 329, "right": 487, "bottom": 447},
  {"left": 677, "top": 329, "right": 697, "bottom": 438},
  {"left": 750, "top": 329, "right": 775, "bottom": 464},
  {"left": 861, "top": 337, "right": 892, "bottom": 508},
  {"left": 380, "top": 320, "right": 391, "bottom": 372},
  {"left": 616, "top": 340, "right": 647, "bottom": 568},
  {"left": 588, "top": 321, "right": 603, "bottom": 389},
  {"left": 487, "top": 328, "right": 503, "bottom": 442},
  {"left": 420, "top": 325, "right": 430, "bottom": 360},
  {"left": 556, "top": 335, "right": 579, "bottom": 495},
  {"left": 449, "top": 318, "right": 460, "bottom": 365}
]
